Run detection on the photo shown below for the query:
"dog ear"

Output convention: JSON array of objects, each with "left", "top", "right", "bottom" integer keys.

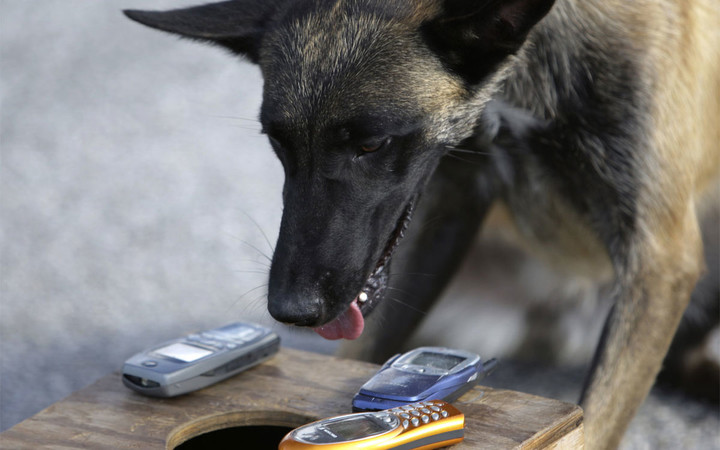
[
  {"left": 423, "top": 0, "right": 555, "bottom": 84},
  {"left": 123, "top": 0, "right": 284, "bottom": 63}
]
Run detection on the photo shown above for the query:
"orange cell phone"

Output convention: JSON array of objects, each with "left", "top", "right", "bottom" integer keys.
[{"left": 278, "top": 400, "right": 464, "bottom": 449}]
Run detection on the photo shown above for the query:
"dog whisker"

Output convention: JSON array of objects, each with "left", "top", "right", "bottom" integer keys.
[
  {"left": 239, "top": 283, "right": 269, "bottom": 298},
  {"left": 245, "top": 291, "right": 270, "bottom": 312},
  {"left": 206, "top": 114, "right": 261, "bottom": 123},
  {"left": 442, "top": 152, "right": 488, "bottom": 167},
  {"left": 385, "top": 295, "right": 429, "bottom": 316},
  {"left": 239, "top": 240, "right": 273, "bottom": 263},
  {"left": 232, "top": 290, "right": 271, "bottom": 318},
  {"left": 232, "top": 125, "right": 264, "bottom": 132},
  {"left": 386, "top": 286, "right": 417, "bottom": 297},
  {"left": 410, "top": 213, "right": 461, "bottom": 237},
  {"left": 234, "top": 259, "right": 271, "bottom": 269},
  {"left": 444, "top": 145, "right": 493, "bottom": 156},
  {"left": 387, "top": 272, "right": 438, "bottom": 279},
  {"left": 224, "top": 283, "right": 269, "bottom": 315},
  {"left": 206, "top": 115, "right": 264, "bottom": 134},
  {"left": 241, "top": 211, "right": 275, "bottom": 254},
  {"left": 233, "top": 269, "right": 270, "bottom": 275}
]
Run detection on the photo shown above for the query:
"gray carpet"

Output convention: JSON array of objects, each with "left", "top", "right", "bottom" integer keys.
[{"left": 1, "top": 2, "right": 718, "bottom": 448}]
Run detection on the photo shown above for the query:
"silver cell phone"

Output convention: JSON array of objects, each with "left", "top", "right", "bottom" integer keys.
[{"left": 122, "top": 322, "right": 280, "bottom": 397}]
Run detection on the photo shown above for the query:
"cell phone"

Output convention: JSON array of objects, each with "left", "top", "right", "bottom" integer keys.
[
  {"left": 279, "top": 400, "right": 464, "bottom": 449},
  {"left": 352, "top": 346, "right": 497, "bottom": 412},
  {"left": 121, "top": 322, "right": 280, "bottom": 397}
]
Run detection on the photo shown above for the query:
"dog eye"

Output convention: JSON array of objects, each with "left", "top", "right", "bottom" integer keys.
[{"left": 359, "top": 137, "right": 390, "bottom": 154}]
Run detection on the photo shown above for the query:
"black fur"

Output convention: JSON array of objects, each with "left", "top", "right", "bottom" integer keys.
[
  {"left": 422, "top": 0, "right": 555, "bottom": 85},
  {"left": 124, "top": 0, "right": 286, "bottom": 62}
]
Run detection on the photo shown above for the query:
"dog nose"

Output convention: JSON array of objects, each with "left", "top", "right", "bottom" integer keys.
[{"left": 267, "top": 294, "right": 324, "bottom": 327}]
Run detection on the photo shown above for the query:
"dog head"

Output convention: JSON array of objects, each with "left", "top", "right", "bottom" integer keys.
[{"left": 125, "top": 0, "right": 553, "bottom": 339}]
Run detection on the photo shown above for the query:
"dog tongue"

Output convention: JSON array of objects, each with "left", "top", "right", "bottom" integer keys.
[{"left": 314, "top": 299, "right": 364, "bottom": 340}]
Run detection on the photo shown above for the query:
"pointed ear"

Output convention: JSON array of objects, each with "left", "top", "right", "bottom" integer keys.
[
  {"left": 423, "top": 0, "right": 555, "bottom": 84},
  {"left": 123, "top": 0, "right": 285, "bottom": 63}
]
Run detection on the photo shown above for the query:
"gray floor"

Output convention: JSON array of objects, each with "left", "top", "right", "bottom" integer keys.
[{"left": 1, "top": 2, "right": 718, "bottom": 448}]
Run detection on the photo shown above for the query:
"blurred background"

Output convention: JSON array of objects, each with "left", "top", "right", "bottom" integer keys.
[{"left": 1, "top": 2, "right": 717, "bottom": 448}]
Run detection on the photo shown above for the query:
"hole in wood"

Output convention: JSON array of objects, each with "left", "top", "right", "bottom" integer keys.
[
  {"left": 166, "top": 410, "right": 316, "bottom": 449},
  {"left": 175, "top": 425, "right": 293, "bottom": 449}
]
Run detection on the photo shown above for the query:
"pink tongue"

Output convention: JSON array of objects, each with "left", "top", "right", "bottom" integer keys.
[{"left": 313, "top": 299, "right": 365, "bottom": 340}]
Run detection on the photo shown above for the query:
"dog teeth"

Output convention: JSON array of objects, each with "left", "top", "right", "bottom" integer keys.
[{"left": 358, "top": 292, "right": 368, "bottom": 303}]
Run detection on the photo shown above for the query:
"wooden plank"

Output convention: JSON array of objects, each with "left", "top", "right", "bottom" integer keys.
[{"left": 0, "top": 348, "right": 583, "bottom": 449}]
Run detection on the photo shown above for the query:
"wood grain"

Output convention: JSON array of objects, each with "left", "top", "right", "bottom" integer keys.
[{"left": 0, "top": 348, "right": 583, "bottom": 449}]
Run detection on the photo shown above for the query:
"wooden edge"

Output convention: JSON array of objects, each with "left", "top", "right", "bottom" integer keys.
[
  {"left": 519, "top": 407, "right": 584, "bottom": 449},
  {"left": 542, "top": 423, "right": 585, "bottom": 449},
  {"left": 165, "top": 409, "right": 317, "bottom": 449}
]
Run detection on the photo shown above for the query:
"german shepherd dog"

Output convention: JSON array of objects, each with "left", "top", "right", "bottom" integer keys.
[{"left": 125, "top": 0, "right": 719, "bottom": 447}]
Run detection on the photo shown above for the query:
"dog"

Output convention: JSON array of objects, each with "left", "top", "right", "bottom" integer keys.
[{"left": 124, "top": 1, "right": 720, "bottom": 447}]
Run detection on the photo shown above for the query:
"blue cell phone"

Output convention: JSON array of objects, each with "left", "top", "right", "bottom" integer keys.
[{"left": 352, "top": 347, "right": 497, "bottom": 412}]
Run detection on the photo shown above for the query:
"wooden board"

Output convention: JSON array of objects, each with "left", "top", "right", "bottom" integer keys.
[{"left": 0, "top": 348, "right": 583, "bottom": 449}]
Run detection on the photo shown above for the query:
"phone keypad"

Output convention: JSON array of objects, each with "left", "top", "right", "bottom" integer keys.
[
  {"left": 390, "top": 401, "right": 454, "bottom": 430},
  {"left": 186, "top": 327, "right": 263, "bottom": 351}
]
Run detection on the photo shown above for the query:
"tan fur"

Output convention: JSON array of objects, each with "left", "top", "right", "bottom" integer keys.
[{"left": 579, "top": 2, "right": 719, "bottom": 447}]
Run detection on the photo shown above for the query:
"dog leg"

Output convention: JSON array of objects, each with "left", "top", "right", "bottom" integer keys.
[
  {"left": 659, "top": 202, "right": 720, "bottom": 401},
  {"left": 338, "top": 156, "right": 496, "bottom": 362},
  {"left": 580, "top": 203, "right": 704, "bottom": 449}
]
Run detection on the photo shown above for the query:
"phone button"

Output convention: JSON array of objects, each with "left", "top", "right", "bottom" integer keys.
[
  {"left": 402, "top": 420, "right": 410, "bottom": 429},
  {"left": 431, "top": 413, "right": 440, "bottom": 421},
  {"left": 421, "top": 415, "right": 430, "bottom": 424},
  {"left": 142, "top": 360, "right": 158, "bottom": 367},
  {"left": 411, "top": 418, "right": 419, "bottom": 427}
]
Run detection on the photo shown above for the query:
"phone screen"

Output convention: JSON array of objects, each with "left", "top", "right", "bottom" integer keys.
[
  {"left": 325, "top": 416, "right": 388, "bottom": 440},
  {"left": 294, "top": 415, "right": 392, "bottom": 443},
  {"left": 153, "top": 343, "right": 214, "bottom": 362},
  {"left": 408, "top": 352, "right": 466, "bottom": 370}
]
